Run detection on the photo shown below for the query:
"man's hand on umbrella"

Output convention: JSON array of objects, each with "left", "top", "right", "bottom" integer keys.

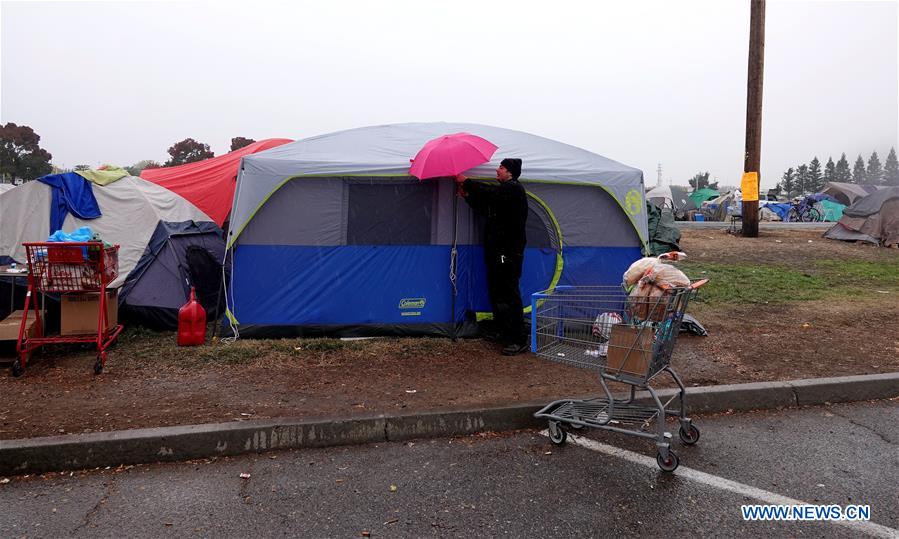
[{"left": 454, "top": 175, "right": 467, "bottom": 197}]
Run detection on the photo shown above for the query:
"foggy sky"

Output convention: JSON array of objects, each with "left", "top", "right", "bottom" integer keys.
[{"left": 2, "top": 0, "right": 897, "bottom": 189}]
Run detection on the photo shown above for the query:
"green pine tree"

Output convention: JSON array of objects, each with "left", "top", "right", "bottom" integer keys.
[
  {"left": 688, "top": 171, "right": 711, "bottom": 190},
  {"left": 866, "top": 150, "right": 883, "bottom": 185},
  {"left": 835, "top": 153, "right": 851, "bottom": 182},
  {"left": 824, "top": 156, "right": 835, "bottom": 185},
  {"left": 808, "top": 156, "right": 824, "bottom": 192},
  {"left": 779, "top": 167, "right": 796, "bottom": 198},
  {"left": 852, "top": 155, "right": 866, "bottom": 184},
  {"left": 796, "top": 163, "right": 809, "bottom": 194},
  {"left": 884, "top": 147, "right": 899, "bottom": 186}
]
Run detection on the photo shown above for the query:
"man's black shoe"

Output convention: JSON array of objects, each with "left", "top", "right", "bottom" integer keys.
[{"left": 501, "top": 343, "right": 529, "bottom": 356}]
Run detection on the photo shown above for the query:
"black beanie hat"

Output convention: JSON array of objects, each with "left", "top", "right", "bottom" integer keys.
[{"left": 500, "top": 158, "right": 522, "bottom": 179}]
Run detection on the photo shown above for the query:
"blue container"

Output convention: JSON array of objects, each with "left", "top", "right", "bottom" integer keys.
[{"left": 694, "top": 214, "right": 705, "bottom": 222}]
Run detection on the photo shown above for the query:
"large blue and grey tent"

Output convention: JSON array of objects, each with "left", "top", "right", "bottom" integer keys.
[
  {"left": 0, "top": 176, "right": 225, "bottom": 328},
  {"left": 225, "top": 122, "right": 647, "bottom": 338}
]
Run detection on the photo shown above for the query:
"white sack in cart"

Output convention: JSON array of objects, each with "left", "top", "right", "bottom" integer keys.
[
  {"left": 641, "top": 264, "right": 690, "bottom": 289},
  {"left": 623, "top": 251, "right": 687, "bottom": 286},
  {"left": 623, "top": 257, "right": 662, "bottom": 287}
]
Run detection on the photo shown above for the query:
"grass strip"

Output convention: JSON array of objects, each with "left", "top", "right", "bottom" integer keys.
[{"left": 683, "top": 259, "right": 899, "bottom": 306}]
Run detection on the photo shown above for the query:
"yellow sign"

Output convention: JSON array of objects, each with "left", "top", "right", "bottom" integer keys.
[{"left": 741, "top": 172, "right": 759, "bottom": 202}]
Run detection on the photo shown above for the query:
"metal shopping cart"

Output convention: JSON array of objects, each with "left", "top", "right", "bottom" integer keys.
[
  {"left": 12, "top": 242, "right": 123, "bottom": 376},
  {"left": 531, "top": 280, "right": 707, "bottom": 472}
]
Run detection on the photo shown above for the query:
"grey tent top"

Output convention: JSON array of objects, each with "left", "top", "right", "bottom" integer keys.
[
  {"left": 821, "top": 182, "right": 883, "bottom": 206},
  {"left": 842, "top": 187, "right": 899, "bottom": 217},
  {"left": 231, "top": 122, "right": 647, "bottom": 244}
]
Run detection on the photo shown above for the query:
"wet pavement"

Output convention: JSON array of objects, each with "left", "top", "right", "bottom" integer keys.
[{"left": 1, "top": 400, "right": 896, "bottom": 538}]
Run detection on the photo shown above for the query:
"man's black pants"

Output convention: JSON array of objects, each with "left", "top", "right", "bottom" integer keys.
[{"left": 484, "top": 250, "right": 525, "bottom": 347}]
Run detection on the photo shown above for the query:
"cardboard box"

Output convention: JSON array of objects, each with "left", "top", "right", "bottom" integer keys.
[
  {"left": 0, "top": 311, "right": 38, "bottom": 341},
  {"left": 606, "top": 324, "right": 653, "bottom": 377},
  {"left": 60, "top": 290, "right": 118, "bottom": 336}
]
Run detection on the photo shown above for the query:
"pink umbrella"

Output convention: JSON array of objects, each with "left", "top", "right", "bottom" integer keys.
[{"left": 408, "top": 132, "right": 498, "bottom": 180}]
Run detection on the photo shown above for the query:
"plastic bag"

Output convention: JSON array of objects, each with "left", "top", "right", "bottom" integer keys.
[
  {"left": 592, "top": 312, "right": 623, "bottom": 341},
  {"left": 623, "top": 257, "right": 663, "bottom": 286},
  {"left": 623, "top": 252, "right": 687, "bottom": 286},
  {"left": 47, "top": 226, "right": 94, "bottom": 243},
  {"left": 641, "top": 263, "right": 690, "bottom": 289}
]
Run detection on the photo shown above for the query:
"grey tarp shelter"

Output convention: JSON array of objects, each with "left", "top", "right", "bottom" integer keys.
[{"left": 824, "top": 186, "right": 899, "bottom": 247}]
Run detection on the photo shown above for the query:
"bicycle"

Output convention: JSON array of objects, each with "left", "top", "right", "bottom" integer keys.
[{"left": 787, "top": 199, "right": 823, "bottom": 222}]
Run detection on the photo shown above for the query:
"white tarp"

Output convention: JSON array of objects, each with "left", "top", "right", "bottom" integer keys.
[{"left": 0, "top": 176, "right": 213, "bottom": 286}]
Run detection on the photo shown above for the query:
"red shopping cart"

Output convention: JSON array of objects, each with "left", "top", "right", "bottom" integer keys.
[{"left": 12, "top": 242, "right": 123, "bottom": 376}]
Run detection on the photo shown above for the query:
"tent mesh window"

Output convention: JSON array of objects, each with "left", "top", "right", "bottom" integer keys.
[
  {"left": 525, "top": 198, "right": 559, "bottom": 251},
  {"left": 346, "top": 181, "right": 436, "bottom": 245}
]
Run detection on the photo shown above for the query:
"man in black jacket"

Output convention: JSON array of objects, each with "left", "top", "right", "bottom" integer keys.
[{"left": 456, "top": 158, "right": 529, "bottom": 355}]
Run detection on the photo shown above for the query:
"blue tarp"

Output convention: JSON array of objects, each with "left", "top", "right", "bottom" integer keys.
[
  {"left": 765, "top": 203, "right": 791, "bottom": 221},
  {"left": 47, "top": 226, "right": 94, "bottom": 243},
  {"left": 37, "top": 172, "right": 101, "bottom": 233},
  {"left": 808, "top": 193, "right": 839, "bottom": 204},
  {"left": 45, "top": 226, "right": 96, "bottom": 259}
]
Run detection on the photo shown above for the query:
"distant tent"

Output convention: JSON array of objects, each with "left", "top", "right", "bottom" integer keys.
[
  {"left": 645, "top": 185, "right": 673, "bottom": 209},
  {"left": 646, "top": 185, "right": 695, "bottom": 218},
  {"left": 821, "top": 182, "right": 882, "bottom": 206},
  {"left": 824, "top": 187, "right": 899, "bottom": 247},
  {"left": 0, "top": 176, "right": 225, "bottom": 327},
  {"left": 705, "top": 190, "right": 737, "bottom": 221},
  {"left": 141, "top": 138, "right": 293, "bottom": 227},
  {"left": 688, "top": 188, "right": 720, "bottom": 208},
  {"left": 669, "top": 186, "right": 696, "bottom": 211}
]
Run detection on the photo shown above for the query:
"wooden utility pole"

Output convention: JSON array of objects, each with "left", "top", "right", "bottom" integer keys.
[{"left": 742, "top": 0, "right": 765, "bottom": 237}]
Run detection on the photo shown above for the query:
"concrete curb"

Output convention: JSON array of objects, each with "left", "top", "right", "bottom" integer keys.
[{"left": 1, "top": 372, "right": 896, "bottom": 476}]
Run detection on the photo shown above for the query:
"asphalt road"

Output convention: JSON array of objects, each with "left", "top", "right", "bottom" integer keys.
[{"left": 1, "top": 400, "right": 896, "bottom": 538}]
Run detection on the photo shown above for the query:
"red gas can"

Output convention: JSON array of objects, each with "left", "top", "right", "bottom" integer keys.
[{"left": 177, "top": 287, "right": 206, "bottom": 346}]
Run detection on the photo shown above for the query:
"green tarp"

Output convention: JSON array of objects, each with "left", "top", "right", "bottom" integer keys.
[
  {"left": 688, "top": 188, "right": 720, "bottom": 208},
  {"left": 819, "top": 199, "right": 846, "bottom": 221},
  {"left": 75, "top": 166, "right": 129, "bottom": 186},
  {"left": 646, "top": 202, "right": 681, "bottom": 255}
]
